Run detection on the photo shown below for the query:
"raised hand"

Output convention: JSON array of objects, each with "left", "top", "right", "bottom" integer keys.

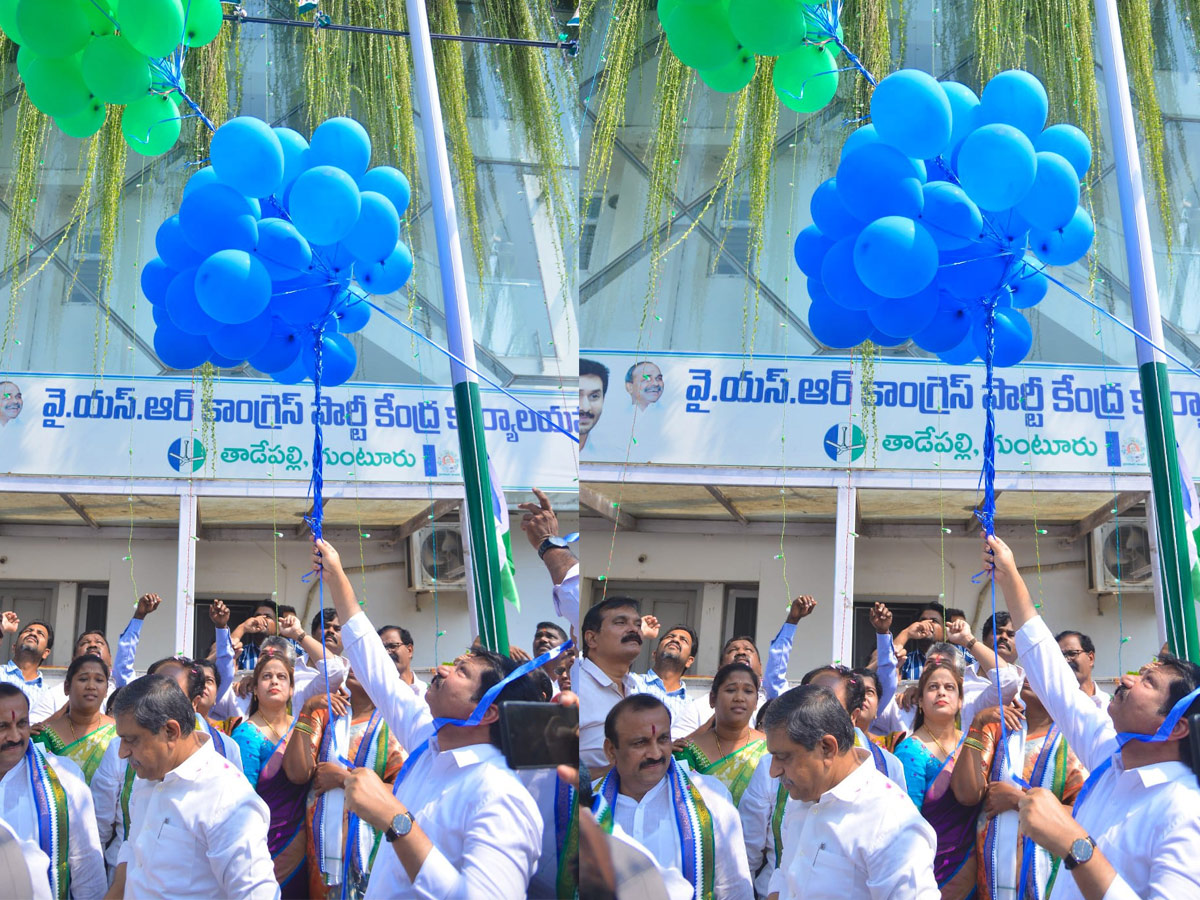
[
  {"left": 868, "top": 602, "right": 892, "bottom": 635},
  {"left": 508, "top": 646, "right": 532, "bottom": 664},
  {"left": 278, "top": 615, "right": 304, "bottom": 641},
  {"left": 517, "top": 487, "right": 560, "bottom": 550},
  {"left": 640, "top": 614, "right": 661, "bottom": 642},
  {"left": 208, "top": 599, "right": 230, "bottom": 629},
  {"left": 946, "top": 619, "right": 976, "bottom": 648},
  {"left": 786, "top": 596, "right": 817, "bottom": 624},
  {"left": 0, "top": 611, "right": 18, "bottom": 635},
  {"left": 134, "top": 594, "right": 161, "bottom": 620}
]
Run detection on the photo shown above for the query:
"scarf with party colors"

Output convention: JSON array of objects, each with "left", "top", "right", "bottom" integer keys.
[
  {"left": 554, "top": 775, "right": 579, "bottom": 899},
  {"left": 119, "top": 761, "right": 135, "bottom": 837},
  {"left": 27, "top": 742, "right": 69, "bottom": 900},
  {"left": 593, "top": 758, "right": 715, "bottom": 900},
  {"left": 770, "top": 780, "right": 788, "bottom": 867}
]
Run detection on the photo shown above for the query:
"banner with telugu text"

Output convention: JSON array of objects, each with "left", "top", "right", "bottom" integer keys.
[
  {"left": 578, "top": 351, "right": 1200, "bottom": 473},
  {"left": 0, "top": 373, "right": 578, "bottom": 491}
]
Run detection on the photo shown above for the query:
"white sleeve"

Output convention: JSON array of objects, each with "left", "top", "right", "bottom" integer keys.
[
  {"left": 870, "top": 696, "right": 908, "bottom": 737},
  {"left": 90, "top": 740, "right": 123, "bottom": 848},
  {"left": 863, "top": 801, "right": 940, "bottom": 899},
  {"left": 290, "top": 653, "right": 348, "bottom": 719},
  {"left": 738, "top": 756, "right": 774, "bottom": 886},
  {"left": 58, "top": 758, "right": 107, "bottom": 900},
  {"left": 205, "top": 785, "right": 279, "bottom": 900},
  {"left": 961, "top": 662, "right": 1024, "bottom": 727},
  {"left": 340, "top": 612, "right": 434, "bottom": 751},
  {"left": 553, "top": 564, "right": 580, "bottom": 630}
]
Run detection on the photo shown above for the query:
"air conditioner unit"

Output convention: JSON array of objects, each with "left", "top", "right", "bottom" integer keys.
[
  {"left": 409, "top": 526, "right": 468, "bottom": 591},
  {"left": 1088, "top": 518, "right": 1154, "bottom": 593}
]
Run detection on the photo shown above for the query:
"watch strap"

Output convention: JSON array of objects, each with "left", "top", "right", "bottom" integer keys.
[{"left": 1064, "top": 835, "right": 1096, "bottom": 869}]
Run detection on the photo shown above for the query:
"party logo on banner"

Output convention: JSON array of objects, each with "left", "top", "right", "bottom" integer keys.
[{"left": 167, "top": 437, "right": 207, "bottom": 473}]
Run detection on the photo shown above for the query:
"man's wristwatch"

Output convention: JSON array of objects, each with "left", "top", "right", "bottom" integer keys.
[
  {"left": 537, "top": 535, "right": 571, "bottom": 559},
  {"left": 385, "top": 810, "right": 415, "bottom": 842},
  {"left": 1063, "top": 835, "right": 1096, "bottom": 869}
]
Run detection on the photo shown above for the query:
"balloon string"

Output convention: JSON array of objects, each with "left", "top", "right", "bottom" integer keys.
[{"left": 804, "top": 1, "right": 878, "bottom": 87}]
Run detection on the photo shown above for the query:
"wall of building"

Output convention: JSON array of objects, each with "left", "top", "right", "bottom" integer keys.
[{"left": 582, "top": 524, "right": 1158, "bottom": 686}]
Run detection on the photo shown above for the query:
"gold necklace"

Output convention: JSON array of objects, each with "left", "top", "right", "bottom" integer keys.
[
  {"left": 921, "top": 725, "right": 954, "bottom": 758},
  {"left": 257, "top": 714, "right": 285, "bottom": 742}
]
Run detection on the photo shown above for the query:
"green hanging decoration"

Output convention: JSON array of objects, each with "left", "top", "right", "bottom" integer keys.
[
  {"left": 91, "top": 111, "right": 127, "bottom": 375},
  {"left": 3, "top": 95, "right": 51, "bottom": 351},
  {"left": 643, "top": 51, "right": 692, "bottom": 244},
  {"left": 741, "top": 56, "right": 779, "bottom": 352},
  {"left": 973, "top": 0, "right": 1027, "bottom": 82},
  {"left": 840, "top": 0, "right": 892, "bottom": 123},
  {"left": 181, "top": 18, "right": 231, "bottom": 160},
  {"left": 200, "top": 361, "right": 217, "bottom": 472},
  {"left": 856, "top": 339, "right": 879, "bottom": 464}
]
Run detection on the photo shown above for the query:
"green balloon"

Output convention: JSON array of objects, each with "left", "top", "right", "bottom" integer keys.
[
  {"left": 22, "top": 52, "right": 91, "bottom": 118},
  {"left": 804, "top": 10, "right": 843, "bottom": 57},
  {"left": 699, "top": 49, "right": 756, "bottom": 93},
  {"left": 657, "top": 0, "right": 681, "bottom": 27},
  {"left": 773, "top": 43, "right": 838, "bottom": 113},
  {"left": 0, "top": 0, "right": 25, "bottom": 44},
  {"left": 81, "top": 0, "right": 116, "bottom": 37},
  {"left": 119, "top": 0, "right": 184, "bottom": 58},
  {"left": 56, "top": 98, "right": 107, "bottom": 138},
  {"left": 16, "top": 0, "right": 90, "bottom": 58},
  {"left": 122, "top": 91, "right": 180, "bottom": 155},
  {"left": 665, "top": 1, "right": 739, "bottom": 71},
  {"left": 730, "top": 0, "right": 808, "bottom": 56},
  {"left": 182, "top": 0, "right": 221, "bottom": 47},
  {"left": 83, "top": 35, "right": 151, "bottom": 104}
]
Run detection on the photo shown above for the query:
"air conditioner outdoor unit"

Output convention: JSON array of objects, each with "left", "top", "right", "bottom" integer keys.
[
  {"left": 409, "top": 526, "right": 468, "bottom": 591},
  {"left": 1088, "top": 518, "right": 1154, "bottom": 593}
]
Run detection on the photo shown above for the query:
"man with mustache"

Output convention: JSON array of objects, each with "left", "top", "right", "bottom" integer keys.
[
  {"left": 985, "top": 535, "right": 1200, "bottom": 900},
  {"left": 377, "top": 625, "right": 427, "bottom": 697},
  {"left": 579, "top": 358, "right": 610, "bottom": 457},
  {"left": 533, "top": 621, "right": 569, "bottom": 696},
  {"left": 0, "top": 614, "right": 59, "bottom": 723},
  {"left": 639, "top": 625, "right": 701, "bottom": 740},
  {"left": 762, "top": 685, "right": 938, "bottom": 900},
  {"left": 625, "top": 361, "right": 665, "bottom": 412},
  {"left": 0, "top": 683, "right": 106, "bottom": 900},
  {"left": 576, "top": 597, "right": 645, "bottom": 773},
  {"left": 596, "top": 694, "right": 753, "bottom": 900},
  {"left": 1056, "top": 630, "right": 1111, "bottom": 708}
]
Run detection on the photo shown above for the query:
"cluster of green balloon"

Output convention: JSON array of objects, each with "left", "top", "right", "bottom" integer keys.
[
  {"left": 0, "top": 0, "right": 223, "bottom": 148},
  {"left": 142, "top": 116, "right": 413, "bottom": 385},
  {"left": 794, "top": 68, "right": 1094, "bottom": 367},
  {"left": 658, "top": 0, "right": 844, "bottom": 112}
]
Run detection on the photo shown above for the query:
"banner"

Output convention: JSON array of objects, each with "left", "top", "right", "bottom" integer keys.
[
  {"left": 0, "top": 374, "right": 578, "bottom": 490},
  {"left": 578, "top": 351, "right": 1200, "bottom": 473}
]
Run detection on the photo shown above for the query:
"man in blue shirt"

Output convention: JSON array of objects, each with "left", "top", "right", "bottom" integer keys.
[
  {"left": 638, "top": 623, "right": 700, "bottom": 739},
  {"left": 0, "top": 612, "right": 56, "bottom": 722}
]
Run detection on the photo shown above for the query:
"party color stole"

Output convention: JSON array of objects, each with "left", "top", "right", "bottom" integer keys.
[
  {"left": 593, "top": 758, "right": 715, "bottom": 900},
  {"left": 32, "top": 722, "right": 116, "bottom": 785},
  {"left": 675, "top": 737, "right": 767, "bottom": 807},
  {"left": 554, "top": 775, "right": 579, "bottom": 899},
  {"left": 198, "top": 714, "right": 228, "bottom": 760},
  {"left": 27, "top": 743, "right": 70, "bottom": 900},
  {"left": 981, "top": 723, "right": 1069, "bottom": 900},
  {"left": 770, "top": 781, "right": 788, "bottom": 866},
  {"left": 119, "top": 761, "right": 135, "bottom": 838}
]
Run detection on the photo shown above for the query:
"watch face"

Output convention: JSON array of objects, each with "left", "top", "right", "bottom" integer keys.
[
  {"left": 392, "top": 812, "right": 412, "bottom": 836},
  {"left": 1071, "top": 838, "right": 1093, "bottom": 863}
]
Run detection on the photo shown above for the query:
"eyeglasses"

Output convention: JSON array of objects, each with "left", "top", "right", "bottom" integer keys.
[
  {"left": 1061, "top": 649, "right": 1088, "bottom": 660},
  {"left": 382, "top": 642, "right": 406, "bottom": 652}
]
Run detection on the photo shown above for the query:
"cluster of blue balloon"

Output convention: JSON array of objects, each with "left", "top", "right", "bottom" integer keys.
[
  {"left": 794, "top": 68, "right": 1094, "bottom": 366},
  {"left": 142, "top": 115, "right": 413, "bottom": 385}
]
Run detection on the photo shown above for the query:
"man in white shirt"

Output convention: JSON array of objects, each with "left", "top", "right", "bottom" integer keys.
[
  {"left": 763, "top": 684, "right": 938, "bottom": 900},
  {"left": 1056, "top": 630, "right": 1111, "bottom": 709},
  {"left": 575, "top": 596, "right": 645, "bottom": 772},
  {"left": 376, "top": 624, "right": 428, "bottom": 697},
  {"left": 314, "top": 538, "right": 544, "bottom": 898},
  {"left": 595, "top": 694, "right": 753, "bottom": 900},
  {"left": 0, "top": 614, "right": 59, "bottom": 723},
  {"left": 0, "top": 683, "right": 106, "bottom": 900},
  {"left": 986, "top": 535, "right": 1200, "bottom": 900},
  {"left": 105, "top": 674, "right": 277, "bottom": 899}
]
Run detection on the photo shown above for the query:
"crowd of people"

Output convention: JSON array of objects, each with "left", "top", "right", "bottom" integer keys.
[{"left": 2, "top": 499, "right": 1199, "bottom": 899}]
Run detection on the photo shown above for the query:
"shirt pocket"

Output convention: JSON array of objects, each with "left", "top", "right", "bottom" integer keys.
[
  {"left": 811, "top": 844, "right": 859, "bottom": 878},
  {"left": 143, "top": 821, "right": 204, "bottom": 880}
]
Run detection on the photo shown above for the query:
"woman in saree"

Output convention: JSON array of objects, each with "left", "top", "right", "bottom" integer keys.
[
  {"left": 31, "top": 653, "right": 115, "bottom": 784},
  {"left": 951, "top": 679, "right": 1086, "bottom": 900},
  {"left": 283, "top": 665, "right": 405, "bottom": 899},
  {"left": 231, "top": 645, "right": 309, "bottom": 897},
  {"left": 674, "top": 661, "right": 767, "bottom": 806},
  {"left": 894, "top": 659, "right": 979, "bottom": 899}
]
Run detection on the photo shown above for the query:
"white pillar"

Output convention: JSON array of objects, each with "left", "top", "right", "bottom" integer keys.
[
  {"left": 832, "top": 484, "right": 857, "bottom": 665},
  {"left": 175, "top": 493, "right": 198, "bottom": 657}
]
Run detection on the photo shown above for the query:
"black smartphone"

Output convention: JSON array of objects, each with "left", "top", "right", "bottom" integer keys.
[
  {"left": 499, "top": 701, "right": 579, "bottom": 769},
  {"left": 1189, "top": 714, "right": 1200, "bottom": 786}
]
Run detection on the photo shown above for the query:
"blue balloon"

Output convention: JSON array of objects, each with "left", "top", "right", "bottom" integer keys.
[
  {"left": 308, "top": 117, "right": 372, "bottom": 179},
  {"left": 255, "top": 218, "right": 313, "bottom": 279},
  {"left": 810, "top": 178, "right": 859, "bottom": 240},
  {"left": 1015, "top": 151, "right": 1079, "bottom": 230},
  {"left": 870, "top": 69, "right": 952, "bottom": 159},
  {"left": 793, "top": 226, "right": 833, "bottom": 278},
  {"left": 248, "top": 320, "right": 303, "bottom": 373},
  {"left": 195, "top": 250, "right": 272, "bottom": 325},
  {"left": 288, "top": 165, "right": 362, "bottom": 246},
  {"left": 211, "top": 116, "right": 285, "bottom": 198},
  {"left": 151, "top": 302, "right": 171, "bottom": 327},
  {"left": 919, "top": 183, "right": 982, "bottom": 250},
  {"left": 941, "top": 81, "right": 980, "bottom": 151},
  {"left": 183, "top": 166, "right": 220, "bottom": 197},
  {"left": 808, "top": 299, "right": 873, "bottom": 349},
  {"left": 820, "top": 237, "right": 887, "bottom": 310},
  {"left": 179, "top": 183, "right": 259, "bottom": 256},
  {"left": 868, "top": 329, "right": 908, "bottom": 348},
  {"left": 272, "top": 276, "right": 338, "bottom": 326},
  {"left": 836, "top": 142, "right": 925, "bottom": 221},
  {"left": 359, "top": 166, "right": 411, "bottom": 217},
  {"left": 140, "top": 257, "right": 176, "bottom": 305},
  {"left": 1035, "top": 124, "right": 1091, "bottom": 179},
  {"left": 971, "top": 306, "right": 1033, "bottom": 366},
  {"left": 842, "top": 124, "right": 880, "bottom": 158},
  {"left": 271, "top": 353, "right": 311, "bottom": 385},
  {"left": 867, "top": 282, "right": 939, "bottom": 338},
  {"left": 301, "top": 331, "right": 357, "bottom": 386},
  {"left": 1008, "top": 263, "right": 1048, "bottom": 308},
  {"left": 940, "top": 247, "right": 1013, "bottom": 301},
  {"left": 957, "top": 123, "right": 1037, "bottom": 211},
  {"left": 978, "top": 70, "right": 1048, "bottom": 140},
  {"left": 210, "top": 311, "right": 274, "bottom": 360},
  {"left": 807, "top": 279, "right": 831, "bottom": 305},
  {"left": 208, "top": 352, "right": 243, "bottom": 368},
  {"left": 334, "top": 292, "right": 372, "bottom": 333},
  {"left": 165, "top": 269, "right": 221, "bottom": 336},
  {"left": 1030, "top": 206, "right": 1094, "bottom": 266},
  {"left": 853, "top": 217, "right": 939, "bottom": 298},
  {"left": 155, "top": 215, "right": 204, "bottom": 270},
  {"left": 358, "top": 241, "right": 413, "bottom": 295},
  {"left": 912, "top": 294, "right": 973, "bottom": 352},
  {"left": 990, "top": 207, "right": 1032, "bottom": 251},
  {"left": 313, "top": 242, "right": 355, "bottom": 286},
  {"left": 154, "top": 322, "right": 212, "bottom": 370},
  {"left": 273, "top": 127, "right": 311, "bottom": 191},
  {"left": 938, "top": 333, "right": 979, "bottom": 365},
  {"left": 343, "top": 191, "right": 400, "bottom": 264}
]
